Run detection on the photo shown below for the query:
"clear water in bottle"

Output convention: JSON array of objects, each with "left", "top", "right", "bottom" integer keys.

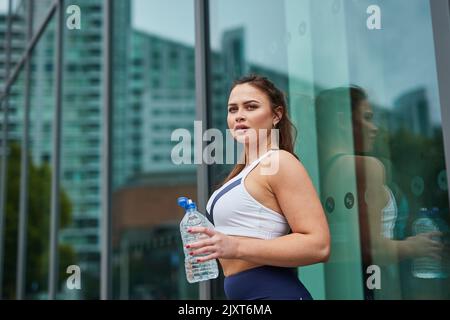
[
  {"left": 178, "top": 197, "right": 219, "bottom": 283},
  {"left": 412, "top": 207, "right": 448, "bottom": 279}
]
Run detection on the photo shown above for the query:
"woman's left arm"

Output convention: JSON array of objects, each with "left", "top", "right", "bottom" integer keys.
[{"left": 188, "top": 151, "right": 331, "bottom": 267}]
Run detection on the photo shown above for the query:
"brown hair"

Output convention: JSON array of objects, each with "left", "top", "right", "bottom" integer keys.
[{"left": 222, "top": 74, "right": 298, "bottom": 184}]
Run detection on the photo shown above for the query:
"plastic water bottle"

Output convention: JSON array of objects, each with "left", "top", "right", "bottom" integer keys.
[
  {"left": 178, "top": 197, "right": 219, "bottom": 283},
  {"left": 412, "top": 207, "right": 449, "bottom": 279}
]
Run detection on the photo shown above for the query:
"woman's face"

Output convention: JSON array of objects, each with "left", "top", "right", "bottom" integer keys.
[
  {"left": 227, "top": 83, "right": 279, "bottom": 145},
  {"left": 353, "top": 99, "right": 379, "bottom": 153}
]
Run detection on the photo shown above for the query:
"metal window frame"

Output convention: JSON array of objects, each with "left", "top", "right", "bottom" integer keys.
[
  {"left": 430, "top": 0, "right": 450, "bottom": 216},
  {"left": 101, "top": 0, "right": 113, "bottom": 300},
  {"left": 194, "top": 0, "right": 212, "bottom": 300},
  {"left": 48, "top": 0, "right": 64, "bottom": 300},
  {"left": 0, "top": 0, "right": 218, "bottom": 300},
  {"left": 16, "top": 0, "right": 33, "bottom": 300},
  {"left": 0, "top": 0, "right": 13, "bottom": 300},
  {"left": 0, "top": 0, "right": 60, "bottom": 300},
  {"left": 0, "top": 0, "right": 59, "bottom": 102}
]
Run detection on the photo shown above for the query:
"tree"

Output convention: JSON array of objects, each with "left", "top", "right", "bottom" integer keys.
[{"left": 2, "top": 142, "right": 76, "bottom": 299}]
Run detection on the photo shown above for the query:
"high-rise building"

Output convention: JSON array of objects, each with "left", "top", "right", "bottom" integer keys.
[
  {"left": 126, "top": 31, "right": 196, "bottom": 177},
  {"left": 57, "top": 0, "right": 106, "bottom": 284},
  {"left": 0, "top": 5, "right": 26, "bottom": 147}
]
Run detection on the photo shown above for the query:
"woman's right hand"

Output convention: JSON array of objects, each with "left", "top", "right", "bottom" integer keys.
[{"left": 405, "top": 231, "right": 444, "bottom": 260}]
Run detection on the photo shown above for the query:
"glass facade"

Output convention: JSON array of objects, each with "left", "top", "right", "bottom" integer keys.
[
  {"left": 25, "top": 16, "right": 55, "bottom": 300},
  {"left": 110, "top": 0, "right": 198, "bottom": 300},
  {"left": 0, "top": 0, "right": 449, "bottom": 300},
  {"left": 59, "top": 0, "right": 102, "bottom": 299}
]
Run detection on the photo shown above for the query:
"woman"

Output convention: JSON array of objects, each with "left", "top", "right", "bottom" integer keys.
[
  {"left": 186, "top": 75, "right": 330, "bottom": 300},
  {"left": 315, "top": 86, "right": 443, "bottom": 299}
]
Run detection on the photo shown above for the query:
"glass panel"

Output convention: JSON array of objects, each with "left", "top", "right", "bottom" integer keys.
[
  {"left": 58, "top": 0, "right": 103, "bottom": 299},
  {"left": 289, "top": 0, "right": 450, "bottom": 299},
  {"left": 111, "top": 0, "right": 198, "bottom": 299},
  {"left": 209, "top": 0, "right": 450, "bottom": 300},
  {"left": 0, "top": 0, "right": 9, "bottom": 88},
  {"left": 0, "top": 0, "right": 25, "bottom": 87},
  {"left": 345, "top": 0, "right": 449, "bottom": 300},
  {"left": 10, "top": 0, "right": 26, "bottom": 68},
  {"left": 24, "top": 17, "right": 56, "bottom": 300},
  {"left": 208, "top": 0, "right": 313, "bottom": 300},
  {"left": 286, "top": 0, "right": 364, "bottom": 300},
  {"left": 31, "top": 0, "right": 55, "bottom": 36},
  {"left": 1, "top": 69, "right": 25, "bottom": 299}
]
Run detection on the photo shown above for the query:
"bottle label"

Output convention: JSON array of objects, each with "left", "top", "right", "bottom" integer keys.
[{"left": 186, "top": 213, "right": 202, "bottom": 226}]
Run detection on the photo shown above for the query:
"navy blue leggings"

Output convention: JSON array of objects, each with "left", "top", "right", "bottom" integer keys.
[{"left": 224, "top": 265, "right": 313, "bottom": 300}]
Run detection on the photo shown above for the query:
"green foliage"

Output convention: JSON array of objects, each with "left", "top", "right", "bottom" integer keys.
[
  {"left": 374, "top": 127, "right": 448, "bottom": 217},
  {"left": 2, "top": 143, "right": 76, "bottom": 299}
]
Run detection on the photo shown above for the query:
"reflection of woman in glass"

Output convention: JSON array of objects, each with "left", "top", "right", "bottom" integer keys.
[
  {"left": 187, "top": 75, "right": 330, "bottom": 300},
  {"left": 316, "top": 86, "right": 443, "bottom": 299}
]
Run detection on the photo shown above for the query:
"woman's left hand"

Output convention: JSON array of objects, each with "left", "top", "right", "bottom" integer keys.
[{"left": 186, "top": 227, "right": 239, "bottom": 262}]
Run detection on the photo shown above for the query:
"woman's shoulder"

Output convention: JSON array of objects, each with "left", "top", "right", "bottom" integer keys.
[
  {"left": 265, "top": 149, "right": 300, "bottom": 165},
  {"left": 356, "top": 155, "right": 386, "bottom": 184},
  {"left": 261, "top": 149, "right": 305, "bottom": 178}
]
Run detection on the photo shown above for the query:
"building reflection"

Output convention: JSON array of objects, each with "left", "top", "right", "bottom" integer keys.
[{"left": 0, "top": 0, "right": 449, "bottom": 301}]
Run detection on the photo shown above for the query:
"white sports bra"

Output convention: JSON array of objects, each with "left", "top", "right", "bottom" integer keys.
[
  {"left": 206, "top": 150, "right": 291, "bottom": 240},
  {"left": 381, "top": 185, "right": 398, "bottom": 239}
]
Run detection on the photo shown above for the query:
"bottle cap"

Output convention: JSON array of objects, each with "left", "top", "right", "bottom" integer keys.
[
  {"left": 187, "top": 199, "right": 197, "bottom": 210},
  {"left": 177, "top": 197, "right": 188, "bottom": 209},
  {"left": 428, "top": 207, "right": 440, "bottom": 216}
]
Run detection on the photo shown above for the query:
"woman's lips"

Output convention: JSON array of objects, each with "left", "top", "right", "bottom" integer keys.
[
  {"left": 235, "top": 128, "right": 248, "bottom": 134},
  {"left": 234, "top": 125, "right": 250, "bottom": 134}
]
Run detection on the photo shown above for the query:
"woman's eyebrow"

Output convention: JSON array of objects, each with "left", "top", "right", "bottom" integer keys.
[{"left": 228, "top": 100, "right": 261, "bottom": 106}]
